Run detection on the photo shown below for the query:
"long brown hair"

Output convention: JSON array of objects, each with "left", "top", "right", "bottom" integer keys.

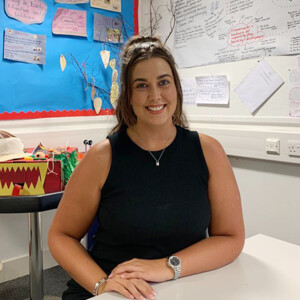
[{"left": 110, "top": 36, "right": 188, "bottom": 134}]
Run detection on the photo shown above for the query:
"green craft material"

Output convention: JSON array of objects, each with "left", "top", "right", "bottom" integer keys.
[{"left": 54, "top": 151, "right": 78, "bottom": 186}]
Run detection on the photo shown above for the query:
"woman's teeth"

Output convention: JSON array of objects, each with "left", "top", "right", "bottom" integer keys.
[{"left": 147, "top": 105, "right": 164, "bottom": 111}]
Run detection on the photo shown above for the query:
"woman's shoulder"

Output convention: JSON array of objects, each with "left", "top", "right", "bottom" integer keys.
[{"left": 197, "top": 132, "right": 227, "bottom": 166}]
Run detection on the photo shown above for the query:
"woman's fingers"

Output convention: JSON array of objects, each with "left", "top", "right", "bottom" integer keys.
[
  {"left": 110, "top": 263, "right": 141, "bottom": 278},
  {"left": 104, "top": 276, "right": 156, "bottom": 300},
  {"left": 131, "top": 278, "right": 157, "bottom": 299}
]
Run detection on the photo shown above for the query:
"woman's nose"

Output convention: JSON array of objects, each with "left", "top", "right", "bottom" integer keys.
[{"left": 148, "top": 85, "right": 161, "bottom": 101}]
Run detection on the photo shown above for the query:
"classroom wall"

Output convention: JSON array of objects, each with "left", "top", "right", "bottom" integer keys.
[
  {"left": 139, "top": 0, "right": 300, "bottom": 245},
  {"left": 1, "top": 0, "right": 300, "bottom": 283}
]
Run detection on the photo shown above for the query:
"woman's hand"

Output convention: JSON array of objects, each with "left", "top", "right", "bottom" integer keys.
[
  {"left": 98, "top": 275, "right": 157, "bottom": 300},
  {"left": 109, "top": 258, "right": 174, "bottom": 283}
]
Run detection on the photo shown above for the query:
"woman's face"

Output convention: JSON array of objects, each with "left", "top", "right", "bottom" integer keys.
[{"left": 130, "top": 57, "right": 177, "bottom": 128}]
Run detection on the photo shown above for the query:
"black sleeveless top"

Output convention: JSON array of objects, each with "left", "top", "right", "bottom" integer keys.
[{"left": 89, "top": 125, "right": 210, "bottom": 275}]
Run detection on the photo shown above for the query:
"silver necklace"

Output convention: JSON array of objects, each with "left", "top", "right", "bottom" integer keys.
[
  {"left": 148, "top": 148, "right": 166, "bottom": 167},
  {"left": 132, "top": 126, "right": 175, "bottom": 167}
]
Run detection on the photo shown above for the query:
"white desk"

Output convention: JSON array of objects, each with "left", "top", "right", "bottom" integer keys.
[{"left": 90, "top": 234, "right": 300, "bottom": 300}]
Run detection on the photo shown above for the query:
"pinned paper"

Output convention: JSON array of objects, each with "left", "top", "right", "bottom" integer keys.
[
  {"left": 52, "top": 8, "right": 87, "bottom": 37},
  {"left": 109, "top": 59, "right": 116, "bottom": 70},
  {"left": 196, "top": 75, "right": 229, "bottom": 105},
  {"left": 100, "top": 50, "right": 110, "bottom": 69},
  {"left": 110, "top": 82, "right": 119, "bottom": 107},
  {"left": 112, "top": 69, "right": 118, "bottom": 82},
  {"left": 90, "top": 0, "right": 121, "bottom": 12},
  {"left": 4, "top": 28, "right": 46, "bottom": 65},
  {"left": 60, "top": 54, "right": 67, "bottom": 72},
  {"left": 5, "top": 0, "right": 47, "bottom": 25},
  {"left": 93, "top": 97, "right": 102, "bottom": 114},
  {"left": 93, "top": 13, "right": 123, "bottom": 43},
  {"left": 235, "top": 60, "right": 284, "bottom": 114},
  {"left": 289, "top": 69, "right": 300, "bottom": 86},
  {"left": 181, "top": 78, "right": 197, "bottom": 105}
]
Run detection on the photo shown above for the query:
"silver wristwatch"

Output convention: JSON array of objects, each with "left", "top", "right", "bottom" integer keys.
[{"left": 167, "top": 255, "right": 181, "bottom": 280}]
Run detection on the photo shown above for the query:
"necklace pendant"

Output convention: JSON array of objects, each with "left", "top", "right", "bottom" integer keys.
[{"left": 156, "top": 161, "right": 160, "bottom": 167}]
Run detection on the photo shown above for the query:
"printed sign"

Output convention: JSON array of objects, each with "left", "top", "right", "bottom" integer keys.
[{"left": 4, "top": 28, "right": 46, "bottom": 65}]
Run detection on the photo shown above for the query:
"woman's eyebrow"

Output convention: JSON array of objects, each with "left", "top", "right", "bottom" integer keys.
[
  {"left": 132, "top": 74, "right": 172, "bottom": 84},
  {"left": 132, "top": 78, "right": 147, "bottom": 84}
]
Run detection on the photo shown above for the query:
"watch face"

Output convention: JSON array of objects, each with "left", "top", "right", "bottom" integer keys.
[{"left": 170, "top": 256, "right": 180, "bottom": 267}]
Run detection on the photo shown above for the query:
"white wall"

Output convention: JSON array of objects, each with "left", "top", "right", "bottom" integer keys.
[
  {"left": 1, "top": 0, "right": 300, "bottom": 283},
  {"left": 139, "top": 0, "right": 300, "bottom": 244}
]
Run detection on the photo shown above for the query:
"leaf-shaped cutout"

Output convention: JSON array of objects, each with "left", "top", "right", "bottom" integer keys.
[
  {"left": 100, "top": 50, "right": 110, "bottom": 69},
  {"left": 91, "top": 85, "right": 95, "bottom": 101},
  {"left": 93, "top": 97, "right": 102, "bottom": 115},
  {"left": 110, "top": 82, "right": 119, "bottom": 108},
  {"left": 112, "top": 69, "right": 118, "bottom": 82},
  {"left": 60, "top": 54, "right": 66, "bottom": 72},
  {"left": 109, "top": 59, "right": 116, "bottom": 70}
]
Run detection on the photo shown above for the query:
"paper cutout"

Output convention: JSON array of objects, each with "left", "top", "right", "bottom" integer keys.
[
  {"left": 5, "top": 0, "right": 47, "bottom": 25},
  {"left": 100, "top": 50, "right": 110, "bottom": 68},
  {"left": 90, "top": 0, "right": 121, "bottom": 12},
  {"left": 91, "top": 86, "right": 96, "bottom": 100},
  {"left": 110, "top": 82, "right": 119, "bottom": 107},
  {"left": 93, "top": 13, "right": 123, "bottom": 43},
  {"left": 93, "top": 97, "right": 102, "bottom": 114},
  {"left": 60, "top": 54, "right": 67, "bottom": 72},
  {"left": 109, "top": 59, "right": 116, "bottom": 70},
  {"left": 55, "top": 0, "right": 88, "bottom": 3},
  {"left": 235, "top": 60, "right": 284, "bottom": 114},
  {"left": 52, "top": 8, "right": 87, "bottom": 37},
  {"left": 112, "top": 69, "right": 118, "bottom": 82},
  {"left": 4, "top": 28, "right": 46, "bottom": 65}
]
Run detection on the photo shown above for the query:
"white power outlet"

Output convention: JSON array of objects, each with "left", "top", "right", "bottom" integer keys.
[
  {"left": 288, "top": 140, "right": 300, "bottom": 157},
  {"left": 266, "top": 138, "right": 280, "bottom": 154}
]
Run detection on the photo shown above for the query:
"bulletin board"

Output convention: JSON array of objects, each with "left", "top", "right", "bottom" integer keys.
[{"left": 0, "top": 0, "right": 138, "bottom": 120}]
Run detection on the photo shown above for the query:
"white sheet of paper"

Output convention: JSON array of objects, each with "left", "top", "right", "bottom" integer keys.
[
  {"left": 196, "top": 75, "right": 229, "bottom": 105},
  {"left": 181, "top": 78, "right": 197, "bottom": 104},
  {"left": 235, "top": 60, "right": 284, "bottom": 114}
]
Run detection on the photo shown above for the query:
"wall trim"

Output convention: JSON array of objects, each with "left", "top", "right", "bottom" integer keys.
[{"left": 0, "top": 250, "right": 58, "bottom": 283}]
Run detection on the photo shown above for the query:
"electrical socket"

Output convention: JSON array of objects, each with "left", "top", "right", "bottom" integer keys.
[
  {"left": 288, "top": 140, "right": 300, "bottom": 157},
  {"left": 266, "top": 138, "right": 280, "bottom": 154}
]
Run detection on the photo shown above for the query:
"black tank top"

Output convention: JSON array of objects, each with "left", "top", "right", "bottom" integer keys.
[{"left": 89, "top": 125, "right": 210, "bottom": 275}]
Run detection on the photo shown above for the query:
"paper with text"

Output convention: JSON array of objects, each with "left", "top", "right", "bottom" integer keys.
[
  {"left": 4, "top": 28, "right": 46, "bottom": 65},
  {"left": 235, "top": 60, "right": 284, "bottom": 114},
  {"left": 52, "top": 8, "right": 87, "bottom": 37},
  {"left": 5, "top": 0, "right": 47, "bottom": 25},
  {"left": 90, "top": 0, "right": 121, "bottom": 12},
  {"left": 181, "top": 78, "right": 197, "bottom": 104},
  {"left": 196, "top": 75, "right": 229, "bottom": 105},
  {"left": 174, "top": 0, "right": 300, "bottom": 68}
]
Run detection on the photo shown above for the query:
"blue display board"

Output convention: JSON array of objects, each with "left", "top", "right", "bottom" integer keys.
[{"left": 0, "top": 0, "right": 137, "bottom": 119}]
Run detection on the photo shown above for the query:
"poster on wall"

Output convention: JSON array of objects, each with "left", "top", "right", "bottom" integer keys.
[
  {"left": 4, "top": 28, "right": 46, "bottom": 65},
  {"left": 0, "top": 0, "right": 138, "bottom": 120},
  {"left": 174, "top": 0, "right": 300, "bottom": 68},
  {"left": 90, "top": 0, "right": 121, "bottom": 12},
  {"left": 5, "top": 0, "right": 47, "bottom": 24}
]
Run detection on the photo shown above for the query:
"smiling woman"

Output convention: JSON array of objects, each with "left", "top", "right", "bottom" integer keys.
[{"left": 48, "top": 36, "right": 245, "bottom": 300}]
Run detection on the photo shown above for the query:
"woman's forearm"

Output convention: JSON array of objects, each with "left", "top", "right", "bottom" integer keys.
[
  {"left": 49, "top": 233, "right": 107, "bottom": 294},
  {"left": 175, "top": 234, "right": 244, "bottom": 278}
]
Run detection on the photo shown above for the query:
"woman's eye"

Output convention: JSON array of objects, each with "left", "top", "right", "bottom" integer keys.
[
  {"left": 159, "top": 80, "right": 170, "bottom": 86},
  {"left": 136, "top": 83, "right": 147, "bottom": 88}
]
